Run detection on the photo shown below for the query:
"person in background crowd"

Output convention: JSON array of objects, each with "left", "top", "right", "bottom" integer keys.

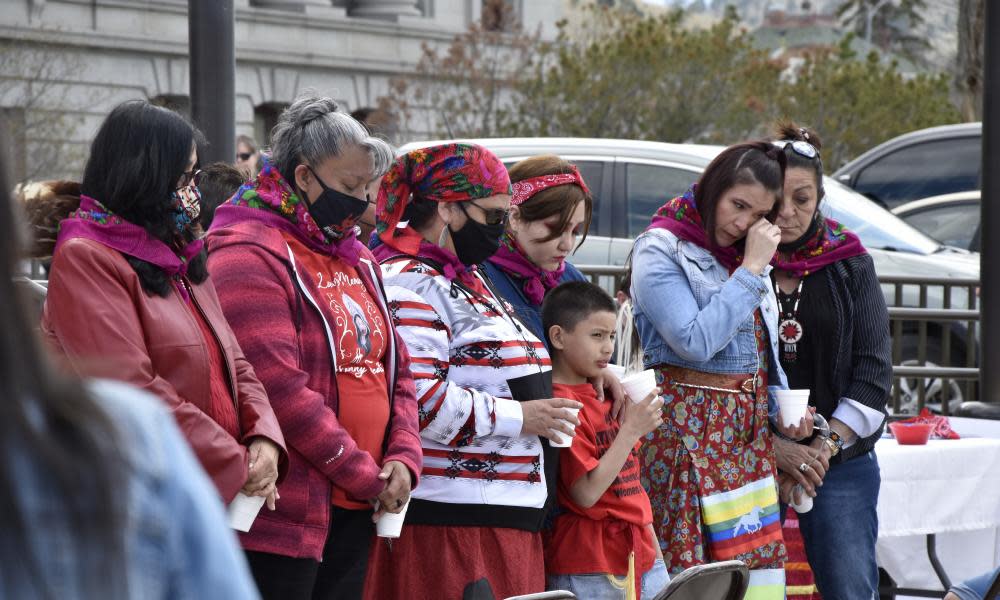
[
  {"left": 0, "top": 153, "right": 262, "bottom": 600},
  {"left": 631, "top": 141, "right": 812, "bottom": 599},
  {"left": 237, "top": 134, "right": 260, "bottom": 177},
  {"left": 16, "top": 179, "right": 80, "bottom": 275},
  {"left": 542, "top": 281, "right": 669, "bottom": 600},
  {"left": 348, "top": 108, "right": 391, "bottom": 243},
  {"left": 366, "top": 142, "right": 583, "bottom": 599},
  {"left": 350, "top": 107, "right": 377, "bottom": 132},
  {"left": 350, "top": 106, "right": 395, "bottom": 140},
  {"left": 768, "top": 122, "right": 890, "bottom": 600},
  {"left": 356, "top": 174, "right": 383, "bottom": 245},
  {"left": 612, "top": 269, "right": 643, "bottom": 374},
  {"left": 39, "top": 99, "right": 287, "bottom": 509},
  {"left": 207, "top": 92, "right": 421, "bottom": 600},
  {"left": 482, "top": 154, "right": 591, "bottom": 340},
  {"left": 198, "top": 162, "right": 246, "bottom": 230}
]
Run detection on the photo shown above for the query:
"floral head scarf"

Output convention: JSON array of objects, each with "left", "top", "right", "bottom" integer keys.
[
  {"left": 375, "top": 143, "right": 512, "bottom": 255},
  {"left": 210, "top": 155, "right": 362, "bottom": 265}
]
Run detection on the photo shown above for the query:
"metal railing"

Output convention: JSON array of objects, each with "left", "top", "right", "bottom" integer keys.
[
  {"left": 17, "top": 264, "right": 986, "bottom": 414},
  {"left": 881, "top": 276, "right": 980, "bottom": 414},
  {"left": 575, "top": 265, "right": 984, "bottom": 414}
]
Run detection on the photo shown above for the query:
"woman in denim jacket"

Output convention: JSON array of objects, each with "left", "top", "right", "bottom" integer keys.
[{"left": 631, "top": 142, "right": 812, "bottom": 599}]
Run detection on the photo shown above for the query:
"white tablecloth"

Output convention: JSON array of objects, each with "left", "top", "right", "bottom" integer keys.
[{"left": 876, "top": 420, "right": 1000, "bottom": 592}]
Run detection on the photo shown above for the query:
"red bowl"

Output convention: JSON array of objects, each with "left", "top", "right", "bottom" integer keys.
[{"left": 888, "top": 422, "right": 934, "bottom": 445}]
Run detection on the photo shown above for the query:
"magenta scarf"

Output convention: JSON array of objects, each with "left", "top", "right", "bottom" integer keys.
[
  {"left": 772, "top": 216, "right": 866, "bottom": 277},
  {"left": 646, "top": 184, "right": 743, "bottom": 273},
  {"left": 487, "top": 233, "right": 564, "bottom": 306},
  {"left": 208, "top": 158, "right": 362, "bottom": 266},
  {"left": 56, "top": 195, "right": 204, "bottom": 301},
  {"left": 372, "top": 239, "right": 486, "bottom": 294}
]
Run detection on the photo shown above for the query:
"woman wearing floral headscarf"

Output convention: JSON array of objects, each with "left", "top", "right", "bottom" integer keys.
[
  {"left": 365, "top": 143, "right": 583, "bottom": 599},
  {"left": 481, "top": 155, "right": 592, "bottom": 340}
]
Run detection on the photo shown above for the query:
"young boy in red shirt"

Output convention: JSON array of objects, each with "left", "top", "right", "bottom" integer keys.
[{"left": 541, "top": 281, "right": 669, "bottom": 600}]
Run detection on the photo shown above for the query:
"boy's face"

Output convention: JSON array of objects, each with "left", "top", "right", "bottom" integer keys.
[{"left": 551, "top": 310, "right": 617, "bottom": 380}]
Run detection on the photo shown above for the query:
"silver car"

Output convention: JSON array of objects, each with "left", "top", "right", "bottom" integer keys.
[
  {"left": 892, "top": 191, "right": 981, "bottom": 253},
  {"left": 399, "top": 138, "right": 980, "bottom": 406}
]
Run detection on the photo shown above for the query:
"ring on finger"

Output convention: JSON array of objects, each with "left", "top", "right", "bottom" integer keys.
[{"left": 798, "top": 462, "right": 809, "bottom": 473}]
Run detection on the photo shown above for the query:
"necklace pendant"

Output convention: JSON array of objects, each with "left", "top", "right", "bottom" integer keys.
[{"left": 778, "top": 318, "right": 803, "bottom": 345}]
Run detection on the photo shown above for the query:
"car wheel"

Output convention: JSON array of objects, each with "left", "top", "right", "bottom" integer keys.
[{"left": 895, "top": 334, "right": 965, "bottom": 414}]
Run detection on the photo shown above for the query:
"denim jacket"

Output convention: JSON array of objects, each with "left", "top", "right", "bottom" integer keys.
[
  {"left": 630, "top": 229, "right": 788, "bottom": 406},
  {"left": 7, "top": 380, "right": 260, "bottom": 599}
]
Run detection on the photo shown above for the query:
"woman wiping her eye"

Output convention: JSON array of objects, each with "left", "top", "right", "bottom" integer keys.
[{"left": 631, "top": 140, "right": 813, "bottom": 599}]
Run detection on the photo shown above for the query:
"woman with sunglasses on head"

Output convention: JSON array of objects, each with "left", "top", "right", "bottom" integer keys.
[
  {"left": 40, "top": 100, "right": 287, "bottom": 512},
  {"left": 769, "top": 122, "right": 890, "bottom": 600},
  {"left": 631, "top": 141, "right": 813, "bottom": 599},
  {"left": 481, "top": 155, "right": 592, "bottom": 340},
  {"left": 365, "top": 143, "right": 583, "bottom": 600},
  {"left": 206, "top": 92, "right": 422, "bottom": 600},
  {"left": 236, "top": 134, "right": 260, "bottom": 177}
]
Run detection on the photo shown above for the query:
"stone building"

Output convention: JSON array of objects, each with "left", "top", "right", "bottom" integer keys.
[{"left": 0, "top": 0, "right": 564, "bottom": 182}]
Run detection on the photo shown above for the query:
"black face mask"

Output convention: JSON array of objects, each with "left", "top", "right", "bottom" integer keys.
[
  {"left": 449, "top": 204, "right": 506, "bottom": 266},
  {"left": 304, "top": 166, "right": 368, "bottom": 238}
]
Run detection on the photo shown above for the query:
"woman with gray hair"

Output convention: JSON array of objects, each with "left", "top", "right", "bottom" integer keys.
[{"left": 206, "top": 91, "right": 423, "bottom": 600}]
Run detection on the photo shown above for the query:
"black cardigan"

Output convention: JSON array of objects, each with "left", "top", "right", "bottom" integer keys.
[{"left": 788, "top": 253, "right": 892, "bottom": 463}]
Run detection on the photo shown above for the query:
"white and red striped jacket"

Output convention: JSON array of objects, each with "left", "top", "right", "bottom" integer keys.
[{"left": 380, "top": 256, "right": 554, "bottom": 530}]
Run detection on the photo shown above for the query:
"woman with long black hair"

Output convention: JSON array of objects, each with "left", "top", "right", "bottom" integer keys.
[{"left": 39, "top": 100, "right": 287, "bottom": 507}]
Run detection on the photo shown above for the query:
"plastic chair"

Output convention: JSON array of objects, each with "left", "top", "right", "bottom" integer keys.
[
  {"left": 504, "top": 592, "right": 576, "bottom": 600},
  {"left": 652, "top": 560, "right": 749, "bottom": 600}
]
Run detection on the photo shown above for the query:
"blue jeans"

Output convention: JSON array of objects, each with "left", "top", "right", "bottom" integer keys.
[
  {"left": 547, "top": 558, "right": 670, "bottom": 600},
  {"left": 796, "top": 450, "right": 880, "bottom": 600},
  {"left": 950, "top": 567, "right": 1000, "bottom": 600}
]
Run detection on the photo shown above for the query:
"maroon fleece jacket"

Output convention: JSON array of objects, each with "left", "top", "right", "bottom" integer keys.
[{"left": 207, "top": 219, "right": 422, "bottom": 559}]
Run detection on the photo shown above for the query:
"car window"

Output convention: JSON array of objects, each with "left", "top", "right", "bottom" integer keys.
[
  {"left": 573, "top": 161, "right": 603, "bottom": 234},
  {"left": 503, "top": 159, "right": 603, "bottom": 234},
  {"left": 821, "top": 178, "right": 941, "bottom": 255},
  {"left": 853, "top": 136, "right": 980, "bottom": 209},
  {"left": 902, "top": 202, "right": 980, "bottom": 251},
  {"left": 626, "top": 163, "right": 699, "bottom": 237}
]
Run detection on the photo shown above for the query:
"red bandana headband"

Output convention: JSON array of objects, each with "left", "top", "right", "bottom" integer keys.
[{"left": 511, "top": 166, "right": 590, "bottom": 206}]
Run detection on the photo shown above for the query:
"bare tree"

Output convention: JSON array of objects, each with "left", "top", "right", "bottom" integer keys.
[
  {"left": 955, "top": 0, "right": 984, "bottom": 121},
  {"left": 0, "top": 41, "right": 92, "bottom": 184},
  {"left": 376, "top": 0, "right": 544, "bottom": 142}
]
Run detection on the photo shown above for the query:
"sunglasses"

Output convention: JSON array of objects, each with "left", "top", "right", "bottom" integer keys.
[
  {"left": 776, "top": 140, "right": 819, "bottom": 159},
  {"left": 178, "top": 168, "right": 202, "bottom": 189},
  {"left": 462, "top": 200, "right": 510, "bottom": 226},
  {"left": 237, "top": 152, "right": 254, "bottom": 162}
]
